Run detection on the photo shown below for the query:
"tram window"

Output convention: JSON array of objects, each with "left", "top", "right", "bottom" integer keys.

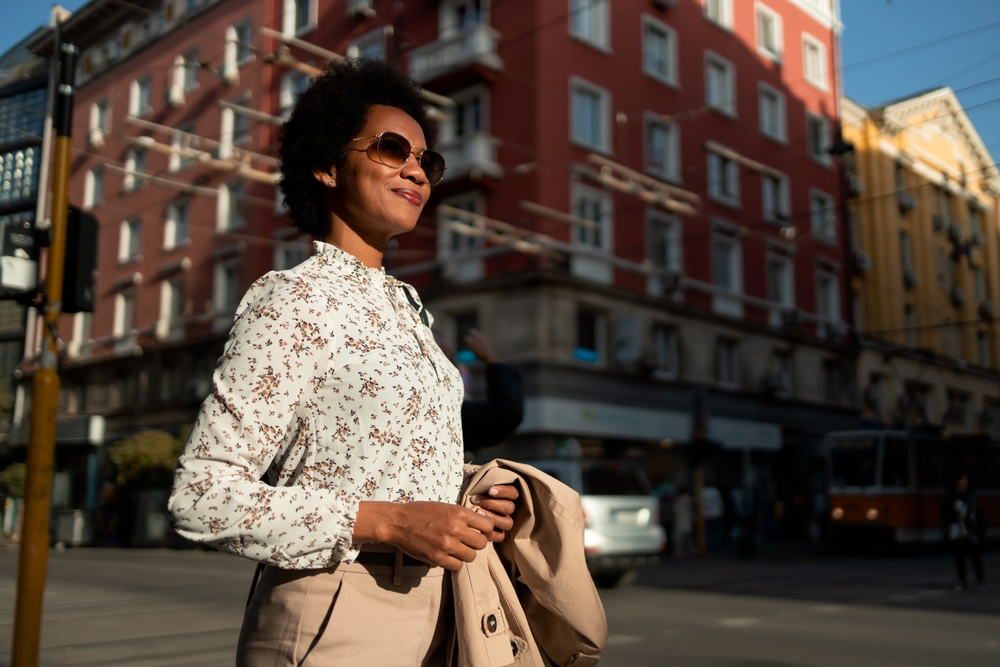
[
  {"left": 915, "top": 440, "right": 945, "bottom": 488},
  {"left": 881, "top": 438, "right": 911, "bottom": 488},
  {"left": 830, "top": 438, "right": 877, "bottom": 488}
]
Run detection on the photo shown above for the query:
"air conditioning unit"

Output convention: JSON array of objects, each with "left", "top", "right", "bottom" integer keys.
[
  {"left": 971, "top": 230, "right": 985, "bottom": 246},
  {"left": 948, "top": 222, "right": 963, "bottom": 243},
  {"left": 347, "top": 0, "right": 376, "bottom": 17},
  {"left": 853, "top": 249, "right": 871, "bottom": 275},
  {"left": 903, "top": 268, "right": 919, "bottom": 289},
  {"left": 897, "top": 191, "right": 917, "bottom": 213},
  {"left": 87, "top": 127, "right": 105, "bottom": 149},
  {"left": 951, "top": 287, "right": 966, "bottom": 307},
  {"left": 980, "top": 299, "right": 994, "bottom": 318},
  {"left": 932, "top": 212, "right": 945, "bottom": 231}
]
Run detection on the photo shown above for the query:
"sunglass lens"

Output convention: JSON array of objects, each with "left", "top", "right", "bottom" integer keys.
[
  {"left": 377, "top": 134, "right": 411, "bottom": 167},
  {"left": 420, "top": 151, "right": 446, "bottom": 186}
]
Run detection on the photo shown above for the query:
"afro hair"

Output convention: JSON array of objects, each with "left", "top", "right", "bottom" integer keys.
[{"left": 277, "top": 57, "right": 437, "bottom": 237}]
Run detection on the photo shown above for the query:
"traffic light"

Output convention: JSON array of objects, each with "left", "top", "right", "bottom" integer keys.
[
  {"left": 62, "top": 206, "right": 98, "bottom": 313},
  {"left": 0, "top": 212, "right": 43, "bottom": 296}
]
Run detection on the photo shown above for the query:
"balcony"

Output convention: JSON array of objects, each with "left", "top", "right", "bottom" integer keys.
[
  {"left": 409, "top": 24, "right": 503, "bottom": 86},
  {"left": 438, "top": 133, "right": 503, "bottom": 182}
]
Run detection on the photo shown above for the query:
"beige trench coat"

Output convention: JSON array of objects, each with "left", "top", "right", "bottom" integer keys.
[{"left": 451, "top": 460, "right": 608, "bottom": 667}]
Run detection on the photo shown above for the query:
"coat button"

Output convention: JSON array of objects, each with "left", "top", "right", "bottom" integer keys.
[{"left": 487, "top": 614, "right": 498, "bottom": 633}]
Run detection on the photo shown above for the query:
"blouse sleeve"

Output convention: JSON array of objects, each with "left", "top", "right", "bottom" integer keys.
[{"left": 167, "top": 272, "right": 359, "bottom": 569}]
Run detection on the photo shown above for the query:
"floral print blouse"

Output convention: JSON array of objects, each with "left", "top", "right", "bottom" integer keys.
[{"left": 168, "top": 241, "right": 465, "bottom": 569}]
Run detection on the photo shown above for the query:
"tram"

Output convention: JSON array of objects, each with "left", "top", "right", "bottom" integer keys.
[{"left": 824, "top": 430, "right": 1000, "bottom": 544}]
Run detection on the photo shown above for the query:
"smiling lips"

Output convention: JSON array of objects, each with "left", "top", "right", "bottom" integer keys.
[{"left": 392, "top": 188, "right": 422, "bottom": 206}]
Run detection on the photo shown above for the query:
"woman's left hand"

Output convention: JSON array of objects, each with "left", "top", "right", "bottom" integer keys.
[{"left": 471, "top": 484, "right": 519, "bottom": 542}]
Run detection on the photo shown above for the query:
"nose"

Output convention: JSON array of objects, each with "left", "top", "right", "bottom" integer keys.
[{"left": 400, "top": 156, "right": 429, "bottom": 186}]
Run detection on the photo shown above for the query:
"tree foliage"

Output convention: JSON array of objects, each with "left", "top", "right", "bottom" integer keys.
[
  {"left": 107, "top": 430, "right": 184, "bottom": 490},
  {"left": 0, "top": 462, "right": 26, "bottom": 498}
]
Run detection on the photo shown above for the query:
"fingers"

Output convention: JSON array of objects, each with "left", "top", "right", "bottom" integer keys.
[
  {"left": 465, "top": 507, "right": 496, "bottom": 537},
  {"left": 473, "top": 497, "right": 516, "bottom": 517},
  {"left": 488, "top": 484, "right": 520, "bottom": 500}
]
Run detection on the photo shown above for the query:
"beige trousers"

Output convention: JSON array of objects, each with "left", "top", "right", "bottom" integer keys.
[{"left": 237, "top": 551, "right": 452, "bottom": 667}]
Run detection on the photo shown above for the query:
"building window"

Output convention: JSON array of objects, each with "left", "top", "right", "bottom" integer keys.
[
  {"left": 705, "top": 52, "right": 735, "bottom": 116},
  {"left": 652, "top": 323, "right": 678, "bottom": 380},
  {"left": 114, "top": 288, "right": 137, "bottom": 338},
  {"left": 762, "top": 173, "right": 789, "bottom": 223},
  {"left": 810, "top": 190, "right": 836, "bottom": 243},
  {"left": 164, "top": 199, "right": 190, "bottom": 249},
  {"left": 162, "top": 277, "right": 185, "bottom": 327},
  {"left": 642, "top": 16, "right": 677, "bottom": 86},
  {"left": 644, "top": 115, "right": 679, "bottom": 182},
  {"left": 973, "top": 266, "right": 988, "bottom": 302},
  {"left": 283, "top": 0, "right": 316, "bottom": 36},
  {"left": 118, "top": 217, "right": 142, "bottom": 263},
  {"left": 169, "top": 121, "right": 195, "bottom": 172},
  {"left": 755, "top": 3, "right": 782, "bottom": 61},
  {"left": 712, "top": 230, "right": 742, "bottom": 316},
  {"left": 232, "top": 99, "right": 251, "bottom": 146},
  {"left": 83, "top": 167, "right": 104, "bottom": 209},
  {"left": 758, "top": 83, "right": 785, "bottom": 142},
  {"left": 969, "top": 205, "right": 982, "bottom": 239},
  {"left": 279, "top": 70, "right": 311, "bottom": 119},
  {"left": 816, "top": 270, "right": 840, "bottom": 323},
  {"left": 218, "top": 181, "right": 246, "bottom": 230},
  {"left": 806, "top": 112, "right": 831, "bottom": 165},
  {"left": 572, "top": 183, "right": 611, "bottom": 251},
  {"left": 347, "top": 27, "right": 386, "bottom": 60},
  {"left": 575, "top": 309, "right": 602, "bottom": 363},
  {"left": 123, "top": 147, "right": 146, "bottom": 191},
  {"left": 708, "top": 151, "right": 740, "bottom": 206},
  {"left": 447, "top": 87, "right": 486, "bottom": 143},
  {"left": 274, "top": 238, "right": 309, "bottom": 271},
  {"left": 570, "top": 77, "right": 610, "bottom": 151},
  {"left": 769, "top": 351, "right": 792, "bottom": 396},
  {"left": 439, "top": 195, "right": 482, "bottom": 256},
  {"left": 129, "top": 74, "right": 152, "bottom": 116},
  {"left": 977, "top": 331, "right": 992, "bottom": 367},
  {"left": 822, "top": 360, "right": 842, "bottom": 403},
  {"left": 803, "top": 33, "right": 827, "bottom": 90},
  {"left": 88, "top": 98, "right": 109, "bottom": 147},
  {"left": 182, "top": 49, "right": 199, "bottom": 91},
  {"left": 440, "top": 0, "right": 485, "bottom": 37},
  {"left": 937, "top": 247, "right": 952, "bottom": 288},
  {"left": 717, "top": 338, "right": 739, "bottom": 388},
  {"left": 214, "top": 260, "right": 242, "bottom": 314},
  {"left": 704, "top": 0, "right": 732, "bottom": 29},
  {"left": 904, "top": 304, "right": 917, "bottom": 347},
  {"left": 235, "top": 19, "right": 253, "bottom": 64},
  {"left": 569, "top": 0, "right": 609, "bottom": 50},
  {"left": 899, "top": 230, "right": 915, "bottom": 287},
  {"left": 649, "top": 211, "right": 682, "bottom": 275},
  {"left": 767, "top": 252, "right": 794, "bottom": 310}
]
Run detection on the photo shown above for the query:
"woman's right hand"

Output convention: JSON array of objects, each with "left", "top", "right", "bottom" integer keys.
[{"left": 354, "top": 501, "right": 495, "bottom": 571}]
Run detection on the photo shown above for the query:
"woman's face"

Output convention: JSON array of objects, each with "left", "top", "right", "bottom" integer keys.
[{"left": 317, "top": 105, "right": 432, "bottom": 248}]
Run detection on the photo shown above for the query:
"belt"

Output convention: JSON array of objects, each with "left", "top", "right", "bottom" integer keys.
[{"left": 354, "top": 550, "right": 429, "bottom": 568}]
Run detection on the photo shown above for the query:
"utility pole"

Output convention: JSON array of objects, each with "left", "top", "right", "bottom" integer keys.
[{"left": 11, "top": 31, "right": 77, "bottom": 667}]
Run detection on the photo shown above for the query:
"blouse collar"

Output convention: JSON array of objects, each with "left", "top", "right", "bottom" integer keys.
[{"left": 312, "top": 240, "right": 414, "bottom": 294}]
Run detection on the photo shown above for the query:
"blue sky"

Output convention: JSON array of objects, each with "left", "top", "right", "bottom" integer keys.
[{"left": 2, "top": 0, "right": 998, "bottom": 161}]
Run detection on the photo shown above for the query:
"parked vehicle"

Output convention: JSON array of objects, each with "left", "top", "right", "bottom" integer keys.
[{"left": 526, "top": 459, "right": 666, "bottom": 587}]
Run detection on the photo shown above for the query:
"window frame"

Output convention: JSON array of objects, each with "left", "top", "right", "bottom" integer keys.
[
  {"left": 347, "top": 27, "right": 387, "bottom": 60},
  {"left": 113, "top": 287, "right": 137, "bottom": 339},
  {"left": 758, "top": 82, "right": 786, "bottom": 143},
  {"left": 810, "top": 189, "right": 837, "bottom": 244},
  {"left": 568, "top": 0, "right": 610, "bottom": 51},
  {"left": 123, "top": 146, "right": 146, "bottom": 192},
  {"left": 164, "top": 198, "right": 190, "bottom": 250},
  {"left": 754, "top": 2, "right": 783, "bottom": 62},
  {"left": 651, "top": 322, "right": 679, "bottom": 380},
  {"left": 704, "top": 50, "right": 736, "bottom": 117},
  {"left": 802, "top": 32, "right": 828, "bottom": 91},
  {"left": 213, "top": 258, "right": 243, "bottom": 316},
  {"left": 641, "top": 14, "right": 678, "bottom": 88},
  {"left": 762, "top": 171, "right": 790, "bottom": 223},
  {"left": 806, "top": 111, "right": 832, "bottom": 166},
  {"left": 643, "top": 113, "right": 680, "bottom": 183},
  {"left": 283, "top": 0, "right": 318, "bottom": 37},
  {"left": 83, "top": 166, "right": 104, "bottom": 210},
  {"left": 707, "top": 150, "right": 740, "bottom": 208},
  {"left": 118, "top": 217, "right": 142, "bottom": 264},
  {"left": 217, "top": 180, "right": 247, "bottom": 231},
  {"left": 717, "top": 337, "right": 739, "bottom": 388},
  {"left": 570, "top": 181, "right": 613, "bottom": 252},
  {"left": 711, "top": 227, "right": 743, "bottom": 317},
  {"left": 703, "top": 0, "right": 733, "bottom": 30},
  {"left": 766, "top": 251, "right": 795, "bottom": 310},
  {"left": 815, "top": 268, "right": 841, "bottom": 324},
  {"left": 569, "top": 76, "right": 612, "bottom": 153},
  {"left": 129, "top": 74, "right": 152, "bottom": 117}
]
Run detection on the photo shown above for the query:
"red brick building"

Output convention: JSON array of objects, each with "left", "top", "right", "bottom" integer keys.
[{"left": 15, "top": 0, "right": 857, "bottom": 528}]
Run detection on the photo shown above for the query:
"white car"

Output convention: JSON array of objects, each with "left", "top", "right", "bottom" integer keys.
[{"left": 526, "top": 459, "right": 666, "bottom": 587}]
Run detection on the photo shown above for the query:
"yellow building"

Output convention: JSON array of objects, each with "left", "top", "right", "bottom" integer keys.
[{"left": 843, "top": 89, "right": 1000, "bottom": 433}]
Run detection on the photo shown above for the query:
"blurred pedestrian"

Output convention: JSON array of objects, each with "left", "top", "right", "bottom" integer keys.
[
  {"left": 454, "top": 328, "right": 524, "bottom": 452},
  {"left": 655, "top": 482, "right": 677, "bottom": 554},
  {"left": 168, "top": 58, "right": 518, "bottom": 665},
  {"left": 673, "top": 486, "right": 694, "bottom": 556},
  {"left": 943, "top": 474, "right": 986, "bottom": 592}
]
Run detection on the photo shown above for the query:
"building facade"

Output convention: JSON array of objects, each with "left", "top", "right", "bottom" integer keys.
[
  {"left": 843, "top": 90, "right": 1000, "bottom": 435},
  {"left": 12, "top": 0, "right": 856, "bottom": 534}
]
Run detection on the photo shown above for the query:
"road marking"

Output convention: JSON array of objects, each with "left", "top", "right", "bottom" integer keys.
[
  {"left": 717, "top": 618, "right": 762, "bottom": 628},
  {"left": 607, "top": 635, "right": 644, "bottom": 644}
]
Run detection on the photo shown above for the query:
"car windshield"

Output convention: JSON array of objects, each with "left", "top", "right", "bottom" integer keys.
[
  {"left": 582, "top": 462, "right": 649, "bottom": 496},
  {"left": 829, "top": 436, "right": 878, "bottom": 488}
]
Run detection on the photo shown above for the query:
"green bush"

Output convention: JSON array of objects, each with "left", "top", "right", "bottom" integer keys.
[
  {"left": 0, "top": 462, "right": 26, "bottom": 498},
  {"left": 107, "top": 430, "right": 184, "bottom": 490}
]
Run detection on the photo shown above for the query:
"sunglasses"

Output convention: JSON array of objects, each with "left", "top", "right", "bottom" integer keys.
[{"left": 350, "top": 132, "right": 447, "bottom": 186}]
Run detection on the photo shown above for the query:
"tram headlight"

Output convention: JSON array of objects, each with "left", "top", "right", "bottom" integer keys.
[
  {"left": 831, "top": 507, "right": 844, "bottom": 520},
  {"left": 866, "top": 508, "right": 879, "bottom": 521}
]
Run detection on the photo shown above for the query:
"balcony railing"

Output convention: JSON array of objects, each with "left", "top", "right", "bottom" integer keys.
[
  {"left": 438, "top": 133, "right": 502, "bottom": 182},
  {"left": 409, "top": 24, "right": 503, "bottom": 84}
]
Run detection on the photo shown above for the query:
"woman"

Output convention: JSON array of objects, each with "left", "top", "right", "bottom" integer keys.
[
  {"left": 168, "top": 58, "right": 517, "bottom": 665},
  {"left": 943, "top": 473, "right": 986, "bottom": 592}
]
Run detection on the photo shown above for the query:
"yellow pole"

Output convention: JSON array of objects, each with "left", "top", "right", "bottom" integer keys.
[{"left": 11, "top": 37, "right": 77, "bottom": 667}]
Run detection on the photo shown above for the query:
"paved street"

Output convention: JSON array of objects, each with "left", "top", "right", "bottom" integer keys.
[{"left": 0, "top": 543, "right": 997, "bottom": 666}]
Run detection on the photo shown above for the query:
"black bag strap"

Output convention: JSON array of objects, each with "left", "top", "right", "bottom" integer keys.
[{"left": 402, "top": 286, "right": 429, "bottom": 327}]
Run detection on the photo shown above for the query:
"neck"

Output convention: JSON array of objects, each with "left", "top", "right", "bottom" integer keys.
[{"left": 323, "top": 216, "right": 386, "bottom": 269}]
